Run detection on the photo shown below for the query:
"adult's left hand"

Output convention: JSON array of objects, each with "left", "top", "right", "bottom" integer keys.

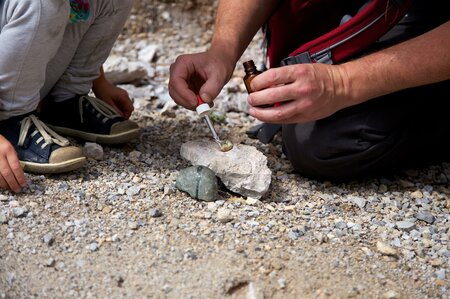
[{"left": 247, "top": 63, "right": 349, "bottom": 124}]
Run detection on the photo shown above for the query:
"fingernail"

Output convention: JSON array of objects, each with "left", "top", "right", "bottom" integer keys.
[{"left": 200, "top": 93, "right": 211, "bottom": 103}]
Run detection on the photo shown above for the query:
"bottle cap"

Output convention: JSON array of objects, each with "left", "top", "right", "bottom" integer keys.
[{"left": 196, "top": 103, "right": 210, "bottom": 116}]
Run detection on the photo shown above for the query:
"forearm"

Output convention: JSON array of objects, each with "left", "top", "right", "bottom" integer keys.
[
  {"left": 339, "top": 21, "right": 450, "bottom": 107},
  {"left": 209, "top": 0, "right": 279, "bottom": 63}
]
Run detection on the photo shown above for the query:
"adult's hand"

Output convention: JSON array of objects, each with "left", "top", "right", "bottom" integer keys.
[
  {"left": 169, "top": 50, "right": 235, "bottom": 110},
  {"left": 247, "top": 63, "right": 348, "bottom": 124},
  {"left": 0, "top": 135, "right": 27, "bottom": 193}
]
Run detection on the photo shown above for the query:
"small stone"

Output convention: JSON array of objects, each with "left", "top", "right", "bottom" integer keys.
[
  {"left": 88, "top": 242, "right": 99, "bottom": 252},
  {"left": 382, "top": 290, "right": 399, "bottom": 299},
  {"left": 435, "top": 269, "right": 446, "bottom": 280},
  {"left": 128, "top": 221, "right": 138, "bottom": 230},
  {"left": 217, "top": 208, "right": 233, "bottom": 223},
  {"left": 126, "top": 186, "right": 141, "bottom": 196},
  {"left": 12, "top": 207, "right": 27, "bottom": 218},
  {"left": 42, "top": 233, "right": 54, "bottom": 246},
  {"left": 83, "top": 142, "right": 104, "bottom": 160},
  {"left": 45, "top": 258, "right": 56, "bottom": 267},
  {"left": 277, "top": 278, "right": 287, "bottom": 289},
  {"left": 415, "top": 211, "right": 435, "bottom": 224},
  {"left": 0, "top": 213, "right": 8, "bottom": 224},
  {"left": 129, "top": 150, "right": 142, "bottom": 162},
  {"left": 0, "top": 195, "right": 9, "bottom": 201},
  {"left": 176, "top": 166, "right": 218, "bottom": 202},
  {"left": 349, "top": 196, "right": 366, "bottom": 209},
  {"left": 395, "top": 221, "right": 416, "bottom": 232},
  {"left": 246, "top": 197, "right": 259, "bottom": 205},
  {"left": 149, "top": 208, "right": 163, "bottom": 218},
  {"left": 410, "top": 190, "right": 423, "bottom": 199},
  {"left": 376, "top": 241, "right": 398, "bottom": 256}
]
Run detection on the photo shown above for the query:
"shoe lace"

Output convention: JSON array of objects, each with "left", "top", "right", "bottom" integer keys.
[
  {"left": 18, "top": 115, "right": 70, "bottom": 149},
  {"left": 79, "top": 96, "right": 120, "bottom": 124}
]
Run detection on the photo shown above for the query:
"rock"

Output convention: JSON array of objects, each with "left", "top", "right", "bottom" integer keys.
[
  {"left": 149, "top": 208, "right": 163, "bottom": 218},
  {"left": 410, "top": 190, "right": 423, "bottom": 199},
  {"left": 0, "top": 195, "right": 9, "bottom": 201},
  {"left": 415, "top": 211, "right": 435, "bottom": 224},
  {"left": 83, "top": 143, "right": 104, "bottom": 160},
  {"left": 42, "top": 233, "right": 54, "bottom": 246},
  {"left": 104, "top": 55, "right": 149, "bottom": 84},
  {"left": 383, "top": 290, "right": 399, "bottom": 299},
  {"left": 12, "top": 207, "right": 27, "bottom": 218},
  {"left": 180, "top": 140, "right": 271, "bottom": 199},
  {"left": 129, "top": 150, "right": 142, "bottom": 162},
  {"left": 0, "top": 213, "right": 8, "bottom": 224},
  {"left": 396, "top": 221, "right": 416, "bottom": 232},
  {"left": 176, "top": 166, "right": 218, "bottom": 202},
  {"left": 138, "top": 44, "right": 159, "bottom": 62},
  {"left": 217, "top": 208, "right": 233, "bottom": 223},
  {"left": 349, "top": 196, "right": 366, "bottom": 209},
  {"left": 45, "top": 258, "right": 56, "bottom": 267},
  {"left": 88, "top": 242, "right": 99, "bottom": 252},
  {"left": 376, "top": 241, "right": 398, "bottom": 256},
  {"left": 128, "top": 221, "right": 139, "bottom": 230},
  {"left": 126, "top": 186, "right": 141, "bottom": 196},
  {"left": 246, "top": 197, "right": 260, "bottom": 205}
]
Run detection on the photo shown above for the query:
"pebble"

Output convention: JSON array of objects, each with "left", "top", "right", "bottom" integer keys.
[
  {"left": 350, "top": 196, "right": 366, "bottom": 209},
  {"left": 0, "top": 213, "right": 8, "bottom": 224},
  {"left": 45, "top": 258, "right": 56, "bottom": 267},
  {"left": 246, "top": 197, "right": 260, "bottom": 205},
  {"left": 0, "top": 194, "right": 9, "bottom": 201},
  {"left": 149, "top": 208, "right": 163, "bottom": 218},
  {"left": 382, "top": 290, "right": 399, "bottom": 299},
  {"left": 395, "top": 221, "right": 416, "bottom": 232},
  {"left": 415, "top": 211, "right": 435, "bottom": 224},
  {"left": 42, "top": 233, "right": 54, "bottom": 246},
  {"left": 128, "top": 221, "right": 139, "bottom": 230},
  {"left": 126, "top": 186, "right": 141, "bottom": 196},
  {"left": 217, "top": 208, "right": 233, "bottom": 223},
  {"left": 12, "top": 207, "right": 27, "bottom": 218},
  {"left": 376, "top": 241, "right": 398, "bottom": 256},
  {"left": 176, "top": 166, "right": 218, "bottom": 202},
  {"left": 83, "top": 142, "right": 104, "bottom": 160},
  {"left": 88, "top": 242, "right": 99, "bottom": 252}
]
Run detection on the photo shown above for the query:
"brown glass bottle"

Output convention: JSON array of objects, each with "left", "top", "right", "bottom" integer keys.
[{"left": 243, "top": 60, "right": 261, "bottom": 94}]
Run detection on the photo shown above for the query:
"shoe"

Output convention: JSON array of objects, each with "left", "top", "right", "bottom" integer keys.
[
  {"left": 0, "top": 114, "right": 86, "bottom": 174},
  {"left": 39, "top": 95, "right": 139, "bottom": 144}
]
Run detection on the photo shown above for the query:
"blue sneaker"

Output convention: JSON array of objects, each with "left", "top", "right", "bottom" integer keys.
[
  {"left": 39, "top": 95, "right": 139, "bottom": 144},
  {"left": 0, "top": 114, "right": 86, "bottom": 173}
]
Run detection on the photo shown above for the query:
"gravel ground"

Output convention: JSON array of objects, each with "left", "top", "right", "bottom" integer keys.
[{"left": 1, "top": 1, "right": 449, "bottom": 298}]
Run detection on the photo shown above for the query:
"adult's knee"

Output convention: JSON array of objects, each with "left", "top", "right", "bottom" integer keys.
[{"left": 282, "top": 123, "right": 393, "bottom": 181}]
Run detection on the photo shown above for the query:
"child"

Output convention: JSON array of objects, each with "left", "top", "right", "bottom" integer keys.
[{"left": 0, "top": 0, "right": 138, "bottom": 193}]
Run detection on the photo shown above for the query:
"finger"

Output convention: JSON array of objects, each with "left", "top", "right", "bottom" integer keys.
[
  {"left": 0, "top": 157, "right": 21, "bottom": 193},
  {"left": 249, "top": 100, "right": 301, "bottom": 124},
  {"left": 248, "top": 84, "right": 296, "bottom": 107},
  {"left": 168, "top": 82, "right": 197, "bottom": 110},
  {"left": 169, "top": 59, "right": 199, "bottom": 109},
  {"left": 0, "top": 175, "right": 9, "bottom": 191},
  {"left": 6, "top": 151, "right": 27, "bottom": 189},
  {"left": 198, "top": 76, "right": 223, "bottom": 104},
  {"left": 251, "top": 66, "right": 297, "bottom": 91}
]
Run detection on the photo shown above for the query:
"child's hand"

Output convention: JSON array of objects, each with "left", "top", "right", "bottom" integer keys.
[
  {"left": 0, "top": 135, "right": 27, "bottom": 193},
  {"left": 92, "top": 67, "right": 134, "bottom": 119}
]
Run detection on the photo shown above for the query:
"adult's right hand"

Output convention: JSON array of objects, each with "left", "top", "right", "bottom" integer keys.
[
  {"left": 0, "top": 135, "right": 27, "bottom": 193},
  {"left": 169, "top": 50, "right": 235, "bottom": 110}
]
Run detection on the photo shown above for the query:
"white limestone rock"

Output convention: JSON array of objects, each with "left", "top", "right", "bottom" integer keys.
[
  {"left": 103, "top": 55, "right": 149, "bottom": 85},
  {"left": 180, "top": 140, "right": 272, "bottom": 199}
]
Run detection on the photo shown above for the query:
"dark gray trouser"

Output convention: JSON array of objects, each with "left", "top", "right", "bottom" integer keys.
[{"left": 282, "top": 80, "right": 450, "bottom": 181}]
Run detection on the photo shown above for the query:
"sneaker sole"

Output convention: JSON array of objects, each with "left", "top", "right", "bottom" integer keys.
[
  {"left": 20, "top": 157, "right": 86, "bottom": 174},
  {"left": 47, "top": 126, "right": 140, "bottom": 145}
]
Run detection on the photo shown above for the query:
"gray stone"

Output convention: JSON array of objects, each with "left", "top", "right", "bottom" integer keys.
[
  {"left": 217, "top": 208, "right": 233, "bottom": 223},
  {"left": 149, "top": 208, "right": 163, "bottom": 218},
  {"left": 176, "top": 166, "right": 218, "bottom": 202},
  {"left": 12, "top": 207, "right": 27, "bottom": 218},
  {"left": 396, "top": 221, "right": 416, "bottom": 232},
  {"left": 0, "top": 213, "right": 8, "bottom": 224},
  {"left": 180, "top": 140, "right": 271, "bottom": 199},
  {"left": 349, "top": 196, "right": 366, "bottom": 209},
  {"left": 83, "top": 142, "right": 104, "bottom": 160},
  {"left": 104, "top": 55, "right": 149, "bottom": 84},
  {"left": 126, "top": 186, "right": 141, "bottom": 196},
  {"left": 88, "top": 242, "right": 99, "bottom": 252},
  {"left": 128, "top": 221, "right": 139, "bottom": 230},
  {"left": 42, "top": 233, "right": 54, "bottom": 246},
  {"left": 415, "top": 211, "right": 435, "bottom": 224}
]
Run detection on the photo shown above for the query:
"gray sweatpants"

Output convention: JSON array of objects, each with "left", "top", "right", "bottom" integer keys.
[{"left": 0, "top": 0, "right": 133, "bottom": 121}]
